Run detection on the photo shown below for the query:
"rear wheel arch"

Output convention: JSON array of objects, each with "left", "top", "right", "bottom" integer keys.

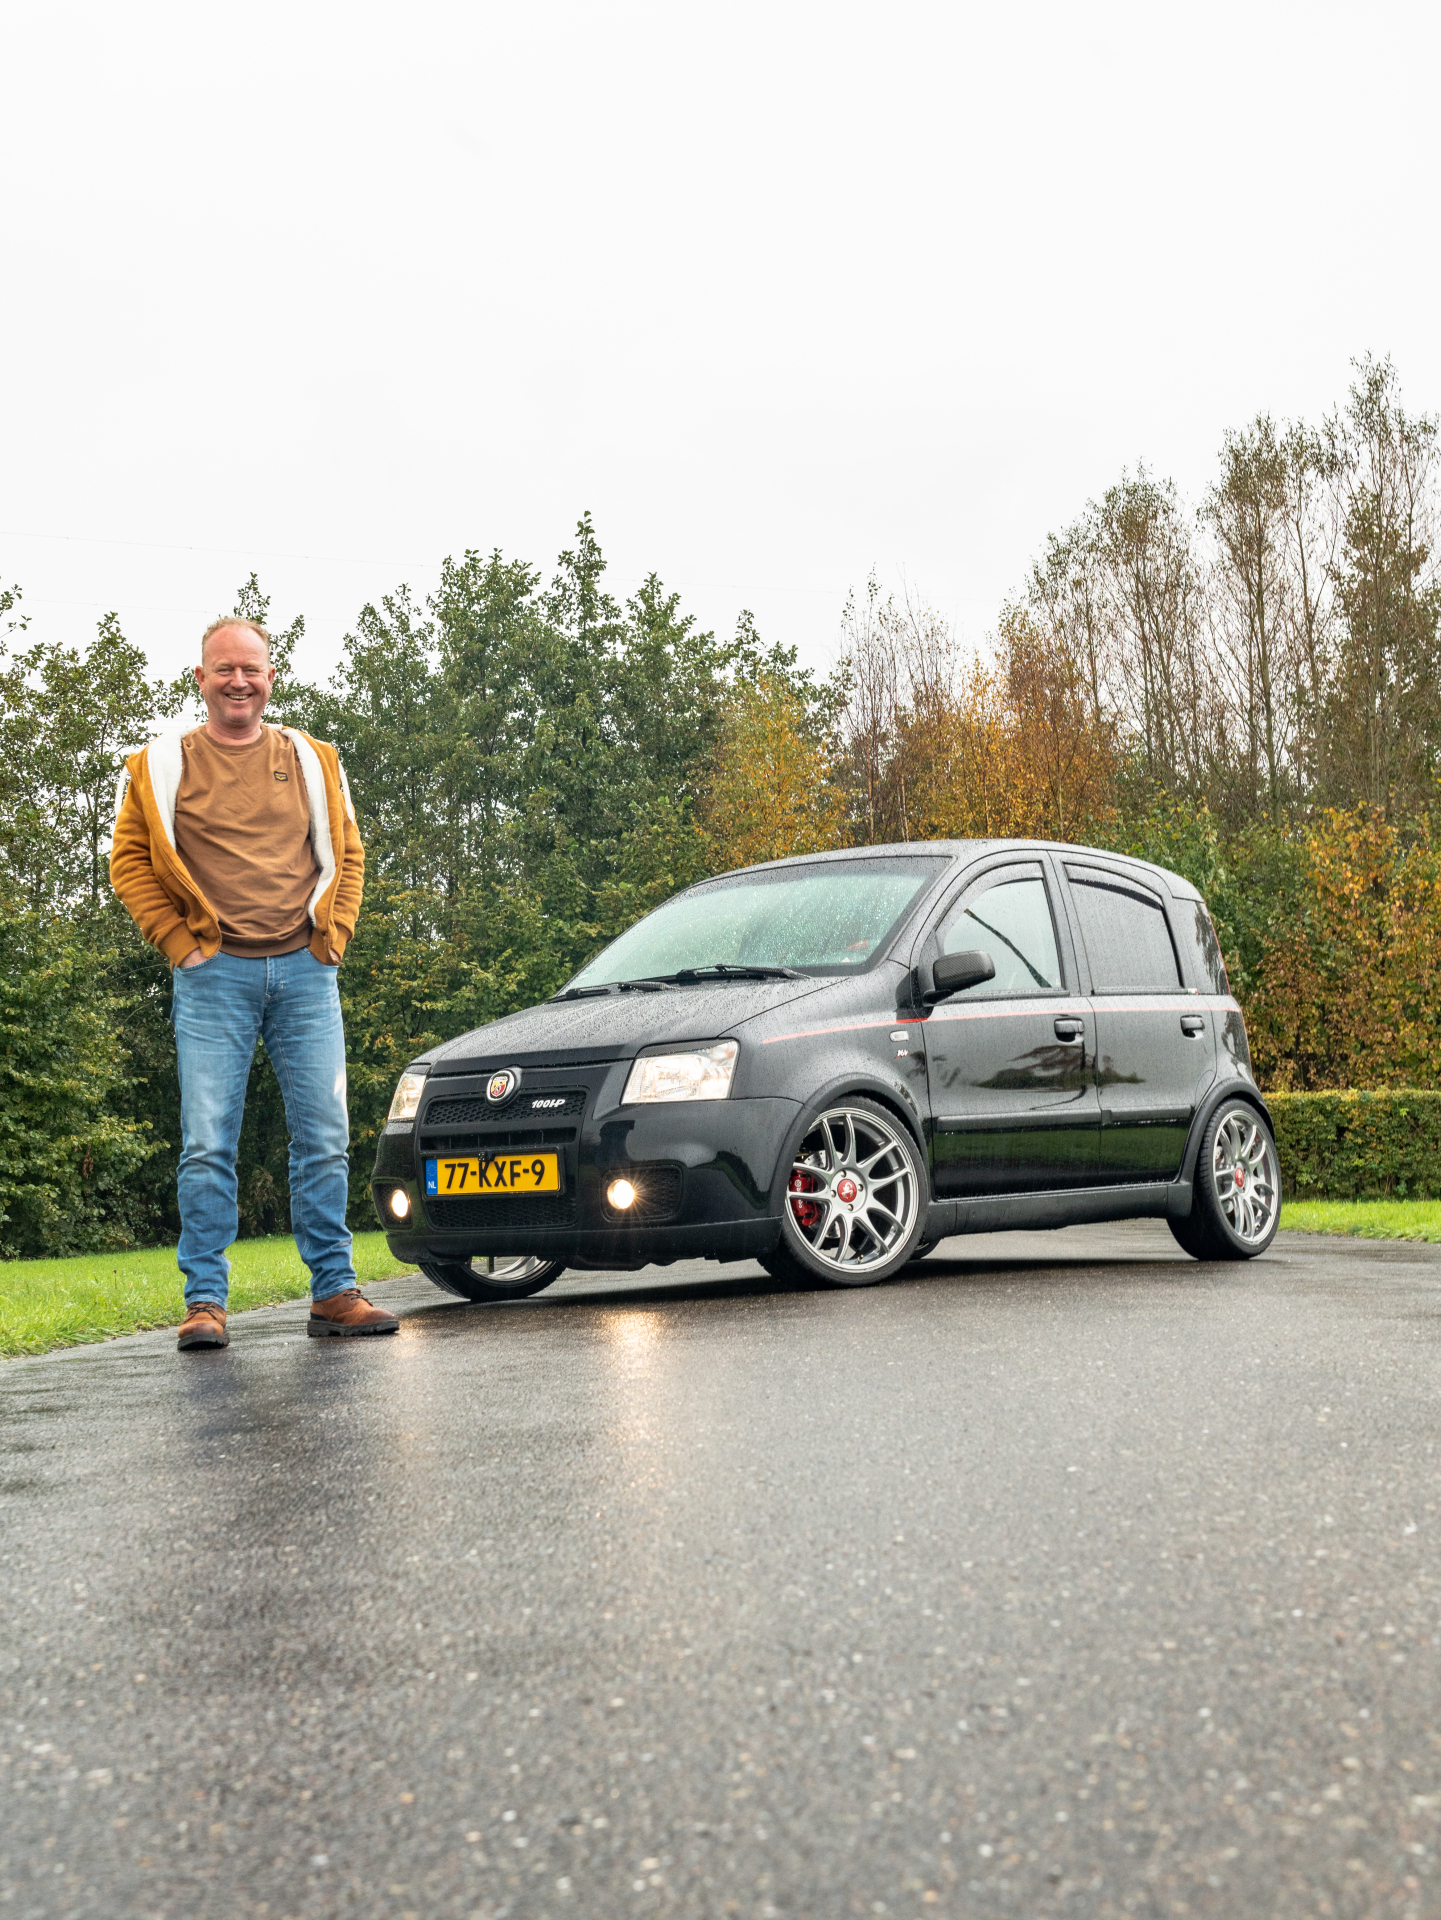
[
  {"left": 1171, "top": 1093, "right": 1281, "bottom": 1261},
  {"left": 1178, "top": 1082, "right": 1273, "bottom": 1190}
]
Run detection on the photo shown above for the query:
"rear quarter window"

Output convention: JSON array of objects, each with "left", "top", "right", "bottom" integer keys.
[
  {"left": 1179, "top": 900, "right": 1230, "bottom": 994},
  {"left": 1066, "top": 867, "right": 1182, "bottom": 993}
]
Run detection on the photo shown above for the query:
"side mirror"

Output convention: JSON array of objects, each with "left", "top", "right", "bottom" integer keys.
[{"left": 920, "top": 949, "right": 996, "bottom": 1004}]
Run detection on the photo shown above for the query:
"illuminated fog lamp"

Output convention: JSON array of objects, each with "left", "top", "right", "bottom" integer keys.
[
  {"left": 606, "top": 1178, "right": 638, "bottom": 1211},
  {"left": 388, "top": 1187, "right": 411, "bottom": 1220}
]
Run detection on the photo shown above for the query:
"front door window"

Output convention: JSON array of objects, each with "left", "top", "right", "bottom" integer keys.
[{"left": 941, "top": 873, "right": 1062, "bottom": 992}]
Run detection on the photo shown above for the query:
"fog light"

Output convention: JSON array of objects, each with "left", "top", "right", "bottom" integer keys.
[
  {"left": 606, "top": 1178, "right": 638, "bottom": 1211},
  {"left": 388, "top": 1187, "right": 410, "bottom": 1220}
]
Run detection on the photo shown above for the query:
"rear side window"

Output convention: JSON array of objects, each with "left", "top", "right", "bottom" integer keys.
[
  {"left": 1179, "top": 900, "right": 1230, "bottom": 994},
  {"left": 938, "top": 868, "right": 1062, "bottom": 995},
  {"left": 1066, "top": 867, "right": 1181, "bottom": 992}
]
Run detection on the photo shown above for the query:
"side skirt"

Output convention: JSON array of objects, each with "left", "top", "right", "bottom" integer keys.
[{"left": 925, "top": 1180, "right": 1193, "bottom": 1239}]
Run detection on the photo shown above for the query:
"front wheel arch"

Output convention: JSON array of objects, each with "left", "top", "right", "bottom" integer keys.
[
  {"left": 766, "top": 1081, "right": 928, "bottom": 1220},
  {"left": 764, "top": 1092, "right": 930, "bottom": 1287}
]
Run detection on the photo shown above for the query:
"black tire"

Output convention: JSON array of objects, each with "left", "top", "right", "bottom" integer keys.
[
  {"left": 760, "top": 1096, "right": 928, "bottom": 1288},
  {"left": 908, "top": 1239, "right": 940, "bottom": 1262},
  {"left": 418, "top": 1254, "right": 564, "bottom": 1302},
  {"left": 1167, "top": 1212, "right": 1210, "bottom": 1259},
  {"left": 1170, "top": 1099, "right": 1281, "bottom": 1261}
]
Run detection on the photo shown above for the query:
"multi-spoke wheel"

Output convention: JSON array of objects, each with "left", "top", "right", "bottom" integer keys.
[
  {"left": 1168, "top": 1099, "right": 1280, "bottom": 1261},
  {"left": 419, "top": 1254, "right": 564, "bottom": 1302},
  {"left": 761, "top": 1098, "right": 926, "bottom": 1287}
]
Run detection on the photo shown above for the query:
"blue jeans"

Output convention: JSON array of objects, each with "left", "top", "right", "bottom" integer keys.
[{"left": 171, "top": 948, "right": 356, "bottom": 1309}]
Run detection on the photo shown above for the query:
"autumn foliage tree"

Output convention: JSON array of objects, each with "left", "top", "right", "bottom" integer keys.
[
  {"left": 702, "top": 665, "right": 844, "bottom": 870},
  {"left": 831, "top": 587, "right": 1115, "bottom": 845},
  {"left": 1240, "top": 811, "right": 1441, "bottom": 1091}
]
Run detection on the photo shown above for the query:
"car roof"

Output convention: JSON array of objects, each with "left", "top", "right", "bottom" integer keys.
[{"left": 706, "top": 838, "right": 1203, "bottom": 903}]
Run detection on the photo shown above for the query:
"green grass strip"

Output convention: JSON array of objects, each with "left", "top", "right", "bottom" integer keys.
[
  {"left": 0, "top": 1231, "right": 417, "bottom": 1358},
  {"left": 1280, "top": 1199, "right": 1441, "bottom": 1244}
]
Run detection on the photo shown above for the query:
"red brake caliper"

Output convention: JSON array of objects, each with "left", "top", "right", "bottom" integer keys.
[{"left": 789, "top": 1171, "right": 821, "bottom": 1228}]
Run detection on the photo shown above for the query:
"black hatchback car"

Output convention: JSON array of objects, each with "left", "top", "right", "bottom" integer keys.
[{"left": 371, "top": 840, "right": 1279, "bottom": 1301}]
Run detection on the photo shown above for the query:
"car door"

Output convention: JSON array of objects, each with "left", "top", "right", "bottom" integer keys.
[
  {"left": 1061, "top": 862, "right": 1217, "bottom": 1183},
  {"left": 920, "top": 858, "right": 1100, "bottom": 1196}
]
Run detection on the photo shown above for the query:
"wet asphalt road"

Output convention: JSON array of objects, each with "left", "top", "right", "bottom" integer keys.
[{"left": 5, "top": 1224, "right": 1441, "bottom": 1920}]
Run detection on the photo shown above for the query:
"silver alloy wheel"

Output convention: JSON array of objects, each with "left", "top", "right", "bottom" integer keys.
[
  {"left": 419, "top": 1252, "right": 563, "bottom": 1301},
  {"left": 1210, "top": 1107, "right": 1280, "bottom": 1245},
  {"left": 786, "top": 1105, "right": 921, "bottom": 1274},
  {"left": 468, "top": 1255, "right": 552, "bottom": 1284}
]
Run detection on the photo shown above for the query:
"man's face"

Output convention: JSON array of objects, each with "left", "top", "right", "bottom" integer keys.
[{"left": 195, "top": 626, "right": 275, "bottom": 736}]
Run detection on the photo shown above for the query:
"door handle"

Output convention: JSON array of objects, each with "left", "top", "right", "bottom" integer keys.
[
  {"left": 1180, "top": 1014, "right": 1206, "bottom": 1036},
  {"left": 1053, "top": 1017, "right": 1085, "bottom": 1042}
]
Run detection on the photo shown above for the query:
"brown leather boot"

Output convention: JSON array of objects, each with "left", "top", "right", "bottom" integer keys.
[
  {"left": 308, "top": 1288, "right": 399, "bottom": 1337},
  {"left": 177, "top": 1303, "right": 228, "bottom": 1349}
]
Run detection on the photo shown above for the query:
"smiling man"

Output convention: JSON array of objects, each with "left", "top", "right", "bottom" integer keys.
[{"left": 110, "top": 616, "right": 397, "bottom": 1349}]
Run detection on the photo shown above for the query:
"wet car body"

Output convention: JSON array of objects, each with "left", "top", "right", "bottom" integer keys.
[{"left": 372, "top": 839, "right": 1265, "bottom": 1273}]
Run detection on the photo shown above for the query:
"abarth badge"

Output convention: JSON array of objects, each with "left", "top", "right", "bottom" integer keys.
[{"left": 487, "top": 1068, "right": 520, "bottom": 1104}]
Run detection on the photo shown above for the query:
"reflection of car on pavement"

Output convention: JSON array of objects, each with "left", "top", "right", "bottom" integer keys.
[{"left": 372, "top": 840, "right": 1278, "bottom": 1302}]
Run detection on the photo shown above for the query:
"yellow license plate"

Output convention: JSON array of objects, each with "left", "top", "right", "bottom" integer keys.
[{"left": 425, "top": 1152, "right": 561, "bottom": 1197}]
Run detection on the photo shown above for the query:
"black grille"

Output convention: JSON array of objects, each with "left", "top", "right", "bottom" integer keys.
[
  {"left": 427, "top": 1192, "right": 580, "bottom": 1231},
  {"left": 420, "top": 1125, "right": 578, "bottom": 1153},
  {"left": 425, "top": 1088, "right": 587, "bottom": 1126},
  {"left": 604, "top": 1164, "right": 684, "bottom": 1223}
]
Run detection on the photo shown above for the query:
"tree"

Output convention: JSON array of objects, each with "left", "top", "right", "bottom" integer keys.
[
  {"left": 1205, "top": 416, "right": 1296, "bottom": 824},
  {"left": 1095, "top": 468, "right": 1219, "bottom": 802},
  {"left": 0, "top": 890, "right": 158, "bottom": 1256},
  {"left": 1321, "top": 357, "right": 1441, "bottom": 815},
  {"left": 0, "top": 611, "right": 161, "bottom": 912},
  {"left": 997, "top": 606, "right": 1115, "bottom": 840},
  {"left": 704, "top": 664, "right": 845, "bottom": 870},
  {"left": 1027, "top": 520, "right": 1109, "bottom": 728}
]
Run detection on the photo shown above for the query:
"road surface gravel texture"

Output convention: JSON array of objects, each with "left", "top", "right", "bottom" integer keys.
[{"left": 3, "top": 1222, "right": 1441, "bottom": 1920}]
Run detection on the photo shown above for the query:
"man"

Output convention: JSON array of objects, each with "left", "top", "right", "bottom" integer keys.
[{"left": 110, "top": 617, "right": 398, "bottom": 1349}]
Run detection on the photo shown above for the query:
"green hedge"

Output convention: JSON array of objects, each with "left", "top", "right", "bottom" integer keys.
[{"left": 1266, "top": 1091, "right": 1441, "bottom": 1200}]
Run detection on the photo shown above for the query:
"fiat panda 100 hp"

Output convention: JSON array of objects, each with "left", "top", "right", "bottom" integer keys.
[{"left": 371, "top": 840, "right": 1279, "bottom": 1301}]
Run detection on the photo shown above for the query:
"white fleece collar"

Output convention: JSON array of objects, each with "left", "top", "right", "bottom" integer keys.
[
  {"left": 280, "top": 727, "right": 335, "bottom": 922},
  {"left": 145, "top": 732, "right": 185, "bottom": 849}
]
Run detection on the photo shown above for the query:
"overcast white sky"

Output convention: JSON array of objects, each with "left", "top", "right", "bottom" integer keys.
[{"left": 3, "top": 1, "right": 1439, "bottom": 692}]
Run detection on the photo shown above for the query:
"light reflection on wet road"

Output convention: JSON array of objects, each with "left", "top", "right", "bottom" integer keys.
[{"left": 4, "top": 1221, "right": 1441, "bottom": 1918}]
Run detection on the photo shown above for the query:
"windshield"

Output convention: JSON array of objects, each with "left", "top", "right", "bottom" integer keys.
[{"left": 568, "top": 856, "right": 950, "bottom": 987}]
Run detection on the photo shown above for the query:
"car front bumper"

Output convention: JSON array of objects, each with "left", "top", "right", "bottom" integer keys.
[{"left": 371, "top": 1089, "right": 800, "bottom": 1269}]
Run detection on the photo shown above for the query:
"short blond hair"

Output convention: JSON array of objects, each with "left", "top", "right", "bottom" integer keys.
[{"left": 201, "top": 616, "right": 270, "bottom": 664}]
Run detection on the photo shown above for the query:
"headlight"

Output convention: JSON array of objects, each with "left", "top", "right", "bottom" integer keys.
[
  {"left": 622, "top": 1040, "right": 739, "bottom": 1105},
  {"left": 387, "top": 1069, "right": 428, "bottom": 1122}
]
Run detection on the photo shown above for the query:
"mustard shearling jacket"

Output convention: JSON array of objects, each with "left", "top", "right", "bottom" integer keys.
[{"left": 109, "top": 726, "right": 365, "bottom": 968}]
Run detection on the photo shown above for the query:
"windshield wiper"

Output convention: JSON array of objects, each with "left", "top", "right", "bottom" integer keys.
[
  {"left": 550, "top": 977, "right": 670, "bottom": 1002},
  {"left": 667, "top": 963, "right": 803, "bottom": 984},
  {"left": 551, "top": 965, "right": 797, "bottom": 1000}
]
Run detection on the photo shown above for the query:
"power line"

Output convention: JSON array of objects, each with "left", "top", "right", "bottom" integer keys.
[{"left": 0, "top": 527, "right": 850, "bottom": 597}]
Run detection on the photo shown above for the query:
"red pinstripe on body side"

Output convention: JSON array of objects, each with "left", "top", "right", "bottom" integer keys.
[{"left": 758, "top": 996, "right": 1241, "bottom": 1047}]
